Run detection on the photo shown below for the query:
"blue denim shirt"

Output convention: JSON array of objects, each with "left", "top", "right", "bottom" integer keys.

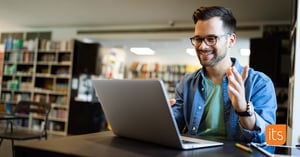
[{"left": 172, "top": 58, "right": 277, "bottom": 143}]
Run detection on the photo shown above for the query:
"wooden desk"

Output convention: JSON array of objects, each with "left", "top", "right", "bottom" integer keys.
[{"left": 14, "top": 131, "right": 266, "bottom": 157}]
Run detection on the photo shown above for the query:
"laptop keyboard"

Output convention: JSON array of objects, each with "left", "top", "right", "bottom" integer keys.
[
  {"left": 182, "top": 140, "right": 198, "bottom": 144},
  {"left": 181, "top": 136, "right": 204, "bottom": 144}
]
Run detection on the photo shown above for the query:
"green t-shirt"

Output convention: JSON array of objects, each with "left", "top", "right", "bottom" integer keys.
[{"left": 198, "top": 76, "right": 226, "bottom": 138}]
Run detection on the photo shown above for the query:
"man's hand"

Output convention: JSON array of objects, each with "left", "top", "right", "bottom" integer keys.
[
  {"left": 226, "top": 65, "right": 255, "bottom": 130},
  {"left": 226, "top": 66, "right": 248, "bottom": 112},
  {"left": 169, "top": 98, "right": 176, "bottom": 106}
]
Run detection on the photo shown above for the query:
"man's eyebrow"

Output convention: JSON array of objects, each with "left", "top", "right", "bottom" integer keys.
[{"left": 193, "top": 34, "right": 217, "bottom": 38}]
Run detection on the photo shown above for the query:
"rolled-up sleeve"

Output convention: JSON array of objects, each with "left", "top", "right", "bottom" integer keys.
[{"left": 239, "top": 72, "right": 277, "bottom": 143}]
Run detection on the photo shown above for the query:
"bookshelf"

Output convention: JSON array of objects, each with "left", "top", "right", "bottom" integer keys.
[
  {"left": 128, "top": 62, "right": 200, "bottom": 98},
  {"left": 0, "top": 38, "right": 73, "bottom": 135}
]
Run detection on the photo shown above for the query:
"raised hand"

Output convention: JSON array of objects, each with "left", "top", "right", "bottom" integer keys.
[{"left": 226, "top": 65, "right": 249, "bottom": 112}]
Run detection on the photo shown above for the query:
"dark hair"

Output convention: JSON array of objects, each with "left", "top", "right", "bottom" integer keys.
[{"left": 192, "top": 6, "right": 237, "bottom": 33}]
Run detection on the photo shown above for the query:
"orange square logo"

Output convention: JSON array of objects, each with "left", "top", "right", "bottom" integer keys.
[{"left": 266, "top": 124, "right": 286, "bottom": 145}]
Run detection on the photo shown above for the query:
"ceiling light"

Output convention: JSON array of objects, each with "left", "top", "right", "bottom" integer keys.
[
  {"left": 82, "top": 38, "right": 95, "bottom": 43},
  {"left": 130, "top": 47, "right": 155, "bottom": 55},
  {"left": 240, "top": 48, "right": 251, "bottom": 56},
  {"left": 186, "top": 48, "right": 196, "bottom": 56}
]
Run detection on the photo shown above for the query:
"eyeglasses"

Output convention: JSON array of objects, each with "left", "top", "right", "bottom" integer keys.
[{"left": 190, "top": 34, "right": 229, "bottom": 46}]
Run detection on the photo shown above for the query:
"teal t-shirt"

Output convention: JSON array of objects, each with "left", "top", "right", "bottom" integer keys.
[{"left": 198, "top": 76, "right": 226, "bottom": 138}]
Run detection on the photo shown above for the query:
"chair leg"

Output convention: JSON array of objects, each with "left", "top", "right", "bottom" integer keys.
[{"left": 11, "top": 139, "right": 15, "bottom": 157}]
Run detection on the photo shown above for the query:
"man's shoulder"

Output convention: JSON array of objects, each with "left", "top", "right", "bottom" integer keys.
[{"left": 247, "top": 67, "right": 274, "bottom": 85}]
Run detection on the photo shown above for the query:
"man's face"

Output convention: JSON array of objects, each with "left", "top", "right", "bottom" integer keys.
[{"left": 193, "top": 17, "right": 235, "bottom": 67}]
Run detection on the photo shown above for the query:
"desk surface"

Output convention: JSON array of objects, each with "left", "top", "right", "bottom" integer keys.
[{"left": 15, "top": 131, "right": 266, "bottom": 157}]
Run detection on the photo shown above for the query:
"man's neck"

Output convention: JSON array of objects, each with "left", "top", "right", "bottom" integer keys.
[{"left": 205, "top": 59, "right": 232, "bottom": 84}]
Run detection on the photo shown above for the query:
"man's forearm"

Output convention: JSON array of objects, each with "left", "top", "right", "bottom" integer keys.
[{"left": 239, "top": 114, "right": 256, "bottom": 130}]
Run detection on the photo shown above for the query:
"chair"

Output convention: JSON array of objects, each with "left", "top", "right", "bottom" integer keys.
[{"left": 0, "top": 100, "right": 51, "bottom": 157}]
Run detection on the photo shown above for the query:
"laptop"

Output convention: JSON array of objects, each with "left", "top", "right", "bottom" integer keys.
[{"left": 92, "top": 79, "right": 223, "bottom": 149}]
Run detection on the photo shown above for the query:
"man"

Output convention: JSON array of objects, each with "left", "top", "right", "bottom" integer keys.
[{"left": 171, "top": 6, "right": 277, "bottom": 143}]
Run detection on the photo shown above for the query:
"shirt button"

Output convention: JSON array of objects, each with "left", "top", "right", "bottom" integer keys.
[
  {"left": 198, "top": 106, "right": 201, "bottom": 110},
  {"left": 201, "top": 88, "right": 205, "bottom": 92},
  {"left": 192, "top": 126, "right": 196, "bottom": 130}
]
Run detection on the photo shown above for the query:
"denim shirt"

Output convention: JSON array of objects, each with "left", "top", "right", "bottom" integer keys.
[{"left": 172, "top": 58, "right": 277, "bottom": 143}]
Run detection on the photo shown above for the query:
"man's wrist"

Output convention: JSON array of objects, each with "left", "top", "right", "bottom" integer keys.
[{"left": 235, "top": 101, "right": 254, "bottom": 117}]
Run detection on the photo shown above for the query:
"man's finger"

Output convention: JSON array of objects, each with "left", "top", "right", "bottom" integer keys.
[{"left": 242, "top": 65, "right": 249, "bottom": 81}]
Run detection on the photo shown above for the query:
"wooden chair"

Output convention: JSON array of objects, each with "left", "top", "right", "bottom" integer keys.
[{"left": 0, "top": 101, "right": 51, "bottom": 157}]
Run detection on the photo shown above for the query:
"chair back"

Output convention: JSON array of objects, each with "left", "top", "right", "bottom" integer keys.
[
  {"left": 14, "top": 101, "right": 51, "bottom": 137},
  {"left": 14, "top": 101, "right": 51, "bottom": 115}
]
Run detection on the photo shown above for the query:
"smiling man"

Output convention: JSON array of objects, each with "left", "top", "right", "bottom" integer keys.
[{"left": 171, "top": 6, "right": 277, "bottom": 143}]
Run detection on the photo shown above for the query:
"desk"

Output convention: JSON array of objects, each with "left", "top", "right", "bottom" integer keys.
[{"left": 14, "top": 131, "right": 266, "bottom": 157}]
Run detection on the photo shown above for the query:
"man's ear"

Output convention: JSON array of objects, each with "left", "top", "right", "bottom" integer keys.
[{"left": 228, "top": 33, "right": 237, "bottom": 48}]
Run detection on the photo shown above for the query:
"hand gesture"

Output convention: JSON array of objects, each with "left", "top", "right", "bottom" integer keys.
[{"left": 226, "top": 66, "right": 249, "bottom": 112}]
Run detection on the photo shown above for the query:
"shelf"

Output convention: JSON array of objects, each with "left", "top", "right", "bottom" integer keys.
[
  {"left": 128, "top": 62, "right": 200, "bottom": 97},
  {"left": 33, "top": 90, "right": 68, "bottom": 95},
  {"left": 0, "top": 38, "right": 74, "bottom": 136},
  {"left": 49, "top": 117, "right": 67, "bottom": 122}
]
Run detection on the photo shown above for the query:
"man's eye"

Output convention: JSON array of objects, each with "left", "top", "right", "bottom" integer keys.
[
  {"left": 195, "top": 38, "right": 202, "bottom": 42},
  {"left": 206, "top": 37, "right": 215, "bottom": 42}
]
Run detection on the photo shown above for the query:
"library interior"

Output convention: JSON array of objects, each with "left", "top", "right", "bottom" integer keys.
[{"left": 0, "top": 0, "right": 299, "bottom": 157}]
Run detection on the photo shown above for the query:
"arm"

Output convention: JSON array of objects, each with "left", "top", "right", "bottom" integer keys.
[
  {"left": 226, "top": 66, "right": 256, "bottom": 130},
  {"left": 171, "top": 80, "right": 186, "bottom": 132},
  {"left": 226, "top": 66, "right": 277, "bottom": 142},
  {"left": 243, "top": 75, "right": 277, "bottom": 142}
]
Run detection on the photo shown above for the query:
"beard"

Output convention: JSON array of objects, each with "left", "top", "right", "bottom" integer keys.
[{"left": 197, "top": 49, "right": 227, "bottom": 67}]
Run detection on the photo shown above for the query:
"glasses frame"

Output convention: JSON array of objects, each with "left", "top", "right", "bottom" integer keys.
[{"left": 189, "top": 33, "right": 229, "bottom": 46}]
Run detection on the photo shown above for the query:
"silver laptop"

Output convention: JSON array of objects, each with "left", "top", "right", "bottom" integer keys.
[{"left": 92, "top": 79, "right": 223, "bottom": 149}]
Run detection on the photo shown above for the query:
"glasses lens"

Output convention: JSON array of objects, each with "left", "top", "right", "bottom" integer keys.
[
  {"left": 190, "top": 34, "right": 225, "bottom": 46},
  {"left": 190, "top": 37, "right": 196, "bottom": 46},
  {"left": 204, "top": 36, "right": 217, "bottom": 46},
  {"left": 190, "top": 37, "right": 200, "bottom": 46}
]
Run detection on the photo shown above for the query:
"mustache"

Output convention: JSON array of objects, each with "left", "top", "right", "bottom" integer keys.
[{"left": 197, "top": 49, "right": 213, "bottom": 54}]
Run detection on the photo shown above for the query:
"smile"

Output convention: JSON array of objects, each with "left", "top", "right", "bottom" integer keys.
[{"left": 199, "top": 50, "right": 213, "bottom": 55}]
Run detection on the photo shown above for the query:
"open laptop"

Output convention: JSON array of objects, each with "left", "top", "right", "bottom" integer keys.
[{"left": 92, "top": 79, "right": 223, "bottom": 149}]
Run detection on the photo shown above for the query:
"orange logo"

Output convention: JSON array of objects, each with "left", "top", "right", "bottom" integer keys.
[{"left": 266, "top": 124, "right": 286, "bottom": 145}]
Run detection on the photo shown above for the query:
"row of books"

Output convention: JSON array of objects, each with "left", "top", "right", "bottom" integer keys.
[
  {"left": 1, "top": 92, "right": 31, "bottom": 102},
  {"left": 50, "top": 108, "right": 67, "bottom": 119},
  {"left": 3, "top": 64, "right": 34, "bottom": 75},
  {"left": 4, "top": 38, "right": 73, "bottom": 52},
  {"left": 4, "top": 51, "right": 35, "bottom": 63},
  {"left": 129, "top": 62, "right": 200, "bottom": 74},
  {"left": 128, "top": 70, "right": 185, "bottom": 82},
  {"left": 49, "top": 121, "right": 65, "bottom": 131},
  {"left": 0, "top": 89, "right": 68, "bottom": 105},
  {"left": 49, "top": 95, "right": 68, "bottom": 106},
  {"left": 4, "top": 38, "right": 37, "bottom": 52},
  {"left": 39, "top": 39, "right": 73, "bottom": 51}
]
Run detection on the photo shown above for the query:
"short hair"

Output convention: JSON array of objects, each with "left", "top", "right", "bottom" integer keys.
[{"left": 192, "top": 6, "right": 237, "bottom": 33}]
